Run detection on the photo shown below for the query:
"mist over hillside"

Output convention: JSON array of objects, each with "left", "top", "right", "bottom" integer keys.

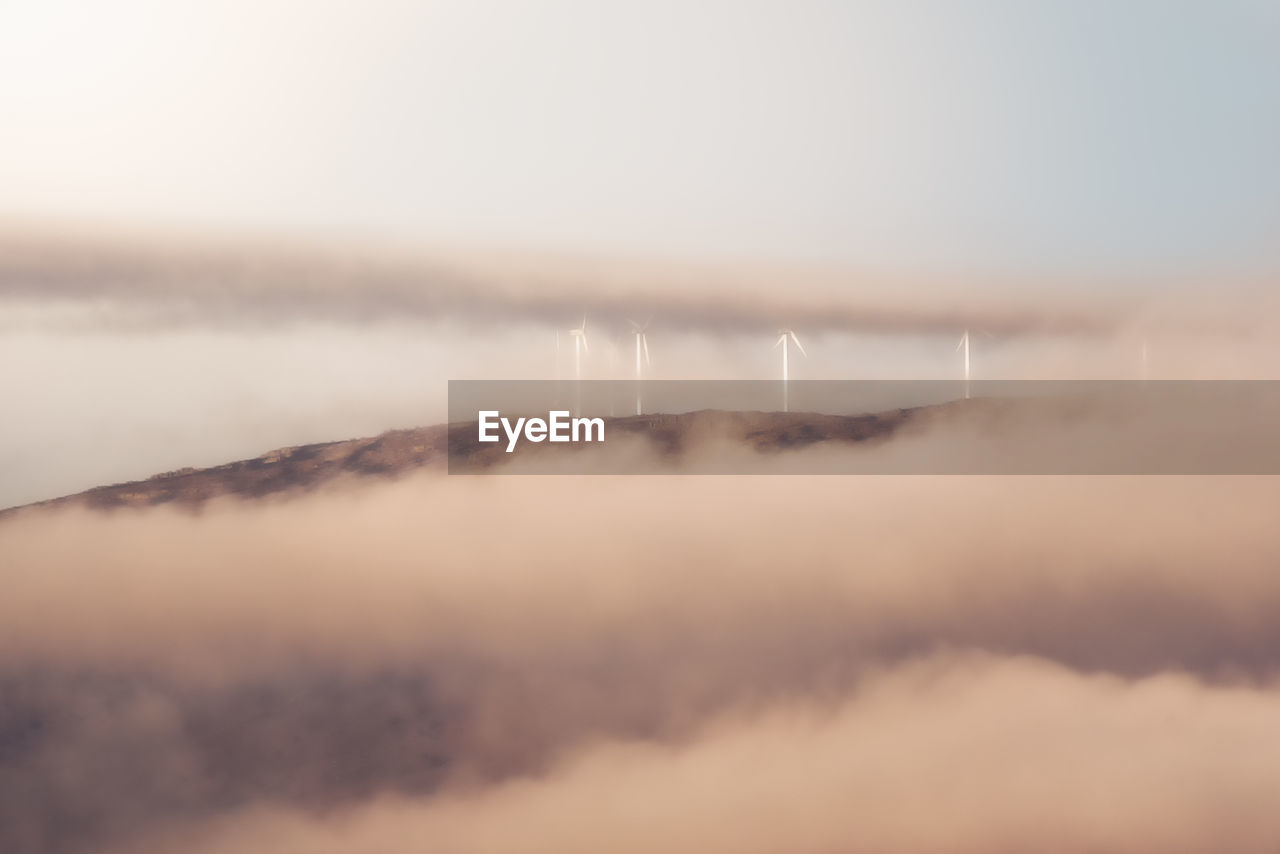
[
  {"left": 4, "top": 391, "right": 1280, "bottom": 852},
  {"left": 5, "top": 461, "right": 1280, "bottom": 853}
]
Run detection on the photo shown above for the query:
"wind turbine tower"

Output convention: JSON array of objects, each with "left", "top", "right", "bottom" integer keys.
[
  {"left": 629, "top": 319, "right": 652, "bottom": 415},
  {"left": 956, "top": 328, "right": 991, "bottom": 399},
  {"left": 774, "top": 328, "right": 807, "bottom": 413},
  {"left": 566, "top": 317, "right": 589, "bottom": 415},
  {"left": 568, "top": 317, "right": 589, "bottom": 382}
]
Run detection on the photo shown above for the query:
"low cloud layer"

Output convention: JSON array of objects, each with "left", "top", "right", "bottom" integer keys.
[
  {"left": 116, "top": 654, "right": 1280, "bottom": 854},
  {"left": 0, "top": 227, "right": 1217, "bottom": 336},
  {"left": 4, "top": 471, "right": 1280, "bottom": 852}
]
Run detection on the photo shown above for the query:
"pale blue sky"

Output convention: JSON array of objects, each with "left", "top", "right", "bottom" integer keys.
[{"left": 2, "top": 0, "right": 1277, "bottom": 283}]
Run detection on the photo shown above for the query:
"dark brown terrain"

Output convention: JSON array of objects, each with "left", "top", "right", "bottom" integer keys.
[{"left": 0, "top": 405, "right": 954, "bottom": 517}]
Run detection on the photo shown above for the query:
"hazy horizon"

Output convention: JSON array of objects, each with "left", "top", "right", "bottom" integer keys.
[{"left": 2, "top": 0, "right": 1277, "bottom": 282}]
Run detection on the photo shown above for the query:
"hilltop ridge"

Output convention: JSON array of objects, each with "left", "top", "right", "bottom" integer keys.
[{"left": 0, "top": 404, "right": 968, "bottom": 516}]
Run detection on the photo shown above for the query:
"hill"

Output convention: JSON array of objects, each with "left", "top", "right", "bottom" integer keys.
[{"left": 0, "top": 404, "right": 957, "bottom": 516}]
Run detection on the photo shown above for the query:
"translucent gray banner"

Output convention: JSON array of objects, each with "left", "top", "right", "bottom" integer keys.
[{"left": 447, "top": 381, "right": 1280, "bottom": 474}]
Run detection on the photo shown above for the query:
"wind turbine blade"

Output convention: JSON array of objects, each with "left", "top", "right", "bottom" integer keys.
[
  {"left": 581, "top": 335, "right": 589, "bottom": 354},
  {"left": 581, "top": 316, "right": 588, "bottom": 333},
  {"left": 642, "top": 335, "right": 651, "bottom": 365},
  {"left": 955, "top": 335, "right": 965, "bottom": 352},
  {"left": 790, "top": 331, "right": 807, "bottom": 357},
  {"left": 627, "top": 318, "right": 641, "bottom": 331},
  {"left": 774, "top": 334, "right": 785, "bottom": 349}
]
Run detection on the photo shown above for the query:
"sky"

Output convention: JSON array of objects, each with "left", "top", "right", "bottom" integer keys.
[{"left": 2, "top": 0, "right": 1278, "bottom": 282}]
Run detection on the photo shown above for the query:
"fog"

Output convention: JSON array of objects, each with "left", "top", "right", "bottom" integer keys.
[
  {"left": 4, "top": 472, "right": 1280, "bottom": 851},
  {"left": 0, "top": 228, "right": 1131, "bottom": 334},
  {"left": 116, "top": 655, "right": 1280, "bottom": 854}
]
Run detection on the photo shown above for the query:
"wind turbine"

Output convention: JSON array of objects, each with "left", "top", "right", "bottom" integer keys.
[
  {"left": 956, "top": 328, "right": 991, "bottom": 399},
  {"left": 957, "top": 329, "right": 971, "bottom": 399},
  {"left": 629, "top": 319, "right": 652, "bottom": 415},
  {"left": 774, "top": 328, "right": 807, "bottom": 413},
  {"left": 566, "top": 316, "right": 589, "bottom": 416},
  {"left": 568, "top": 316, "right": 589, "bottom": 381}
]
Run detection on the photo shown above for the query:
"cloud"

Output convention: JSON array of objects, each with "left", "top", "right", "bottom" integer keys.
[
  {"left": 5, "top": 474, "right": 1280, "bottom": 675},
  {"left": 114, "top": 653, "right": 1280, "bottom": 854},
  {"left": 0, "top": 228, "right": 1150, "bottom": 336},
  {"left": 4, "top": 471, "right": 1280, "bottom": 851}
]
